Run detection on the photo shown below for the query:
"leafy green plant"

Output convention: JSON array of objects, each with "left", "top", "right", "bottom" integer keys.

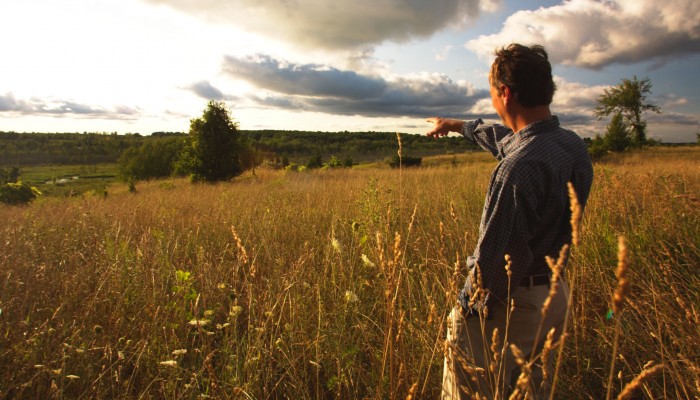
[{"left": 0, "top": 181, "right": 41, "bottom": 205}]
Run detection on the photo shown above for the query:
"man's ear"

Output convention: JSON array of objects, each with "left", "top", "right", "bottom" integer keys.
[{"left": 500, "top": 85, "right": 512, "bottom": 106}]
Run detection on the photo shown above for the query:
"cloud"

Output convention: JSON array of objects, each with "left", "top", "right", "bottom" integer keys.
[
  {"left": 551, "top": 79, "right": 605, "bottom": 108},
  {"left": 466, "top": 0, "right": 700, "bottom": 69},
  {"left": 144, "top": 0, "right": 501, "bottom": 50},
  {"left": 656, "top": 93, "right": 689, "bottom": 109},
  {"left": 187, "top": 81, "right": 226, "bottom": 100},
  {"left": 222, "top": 54, "right": 488, "bottom": 118},
  {"left": 0, "top": 92, "right": 141, "bottom": 119},
  {"left": 647, "top": 112, "right": 700, "bottom": 127}
]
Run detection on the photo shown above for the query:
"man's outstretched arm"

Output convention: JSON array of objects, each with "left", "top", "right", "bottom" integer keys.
[{"left": 425, "top": 117, "right": 465, "bottom": 138}]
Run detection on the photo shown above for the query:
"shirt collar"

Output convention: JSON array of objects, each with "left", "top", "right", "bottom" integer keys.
[{"left": 497, "top": 115, "right": 560, "bottom": 156}]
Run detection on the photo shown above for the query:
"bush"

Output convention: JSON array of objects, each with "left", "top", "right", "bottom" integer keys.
[
  {"left": 588, "top": 135, "right": 609, "bottom": 158},
  {"left": 388, "top": 155, "right": 422, "bottom": 168},
  {"left": 0, "top": 182, "right": 41, "bottom": 205},
  {"left": 306, "top": 153, "right": 323, "bottom": 169},
  {"left": 117, "top": 138, "right": 185, "bottom": 182},
  {"left": 325, "top": 155, "right": 353, "bottom": 169}
]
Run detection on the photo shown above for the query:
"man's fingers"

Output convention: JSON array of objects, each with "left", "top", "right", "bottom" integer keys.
[{"left": 426, "top": 117, "right": 444, "bottom": 137}]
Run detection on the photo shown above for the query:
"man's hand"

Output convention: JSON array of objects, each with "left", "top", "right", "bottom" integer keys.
[{"left": 425, "top": 117, "right": 465, "bottom": 138}]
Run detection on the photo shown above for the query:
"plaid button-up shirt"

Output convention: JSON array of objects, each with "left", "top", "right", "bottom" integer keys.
[{"left": 458, "top": 116, "right": 593, "bottom": 312}]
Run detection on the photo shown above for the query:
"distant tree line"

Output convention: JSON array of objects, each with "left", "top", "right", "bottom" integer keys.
[
  {"left": 0, "top": 131, "right": 145, "bottom": 166},
  {"left": 1, "top": 125, "right": 480, "bottom": 170},
  {"left": 246, "top": 129, "right": 478, "bottom": 163}
]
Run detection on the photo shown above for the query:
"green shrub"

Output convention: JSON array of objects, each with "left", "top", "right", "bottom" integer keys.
[
  {"left": 0, "top": 182, "right": 41, "bottom": 205},
  {"left": 388, "top": 154, "right": 422, "bottom": 168}
]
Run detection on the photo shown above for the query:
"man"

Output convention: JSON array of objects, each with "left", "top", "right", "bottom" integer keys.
[{"left": 426, "top": 44, "right": 593, "bottom": 399}]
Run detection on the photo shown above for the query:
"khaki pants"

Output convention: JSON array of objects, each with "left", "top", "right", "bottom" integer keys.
[{"left": 442, "top": 278, "right": 568, "bottom": 399}]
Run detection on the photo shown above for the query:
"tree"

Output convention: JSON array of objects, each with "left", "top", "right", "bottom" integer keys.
[
  {"left": 603, "top": 112, "right": 631, "bottom": 152},
  {"left": 177, "top": 101, "right": 248, "bottom": 182},
  {"left": 7, "top": 167, "right": 20, "bottom": 183},
  {"left": 306, "top": 152, "right": 323, "bottom": 169},
  {"left": 117, "top": 138, "right": 185, "bottom": 182},
  {"left": 594, "top": 76, "right": 660, "bottom": 145}
]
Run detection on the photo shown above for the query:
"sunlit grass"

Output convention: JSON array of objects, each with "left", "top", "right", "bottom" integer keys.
[{"left": 0, "top": 148, "right": 697, "bottom": 399}]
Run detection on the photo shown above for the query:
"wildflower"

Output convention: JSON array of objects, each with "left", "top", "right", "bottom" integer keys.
[
  {"left": 159, "top": 360, "right": 178, "bottom": 367},
  {"left": 361, "top": 254, "right": 375, "bottom": 268},
  {"left": 217, "top": 283, "right": 226, "bottom": 290},
  {"left": 229, "top": 305, "right": 243, "bottom": 318},
  {"left": 171, "top": 349, "right": 187, "bottom": 356},
  {"left": 345, "top": 290, "right": 359, "bottom": 303},
  {"left": 188, "top": 319, "right": 210, "bottom": 327},
  {"left": 203, "top": 310, "right": 214, "bottom": 317}
]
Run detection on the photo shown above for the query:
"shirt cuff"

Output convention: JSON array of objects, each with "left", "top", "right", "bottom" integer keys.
[{"left": 460, "top": 119, "right": 483, "bottom": 143}]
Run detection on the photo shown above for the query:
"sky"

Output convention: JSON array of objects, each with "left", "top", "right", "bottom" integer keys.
[{"left": 1, "top": 0, "right": 699, "bottom": 142}]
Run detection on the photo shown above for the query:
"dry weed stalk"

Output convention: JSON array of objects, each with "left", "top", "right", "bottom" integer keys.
[
  {"left": 449, "top": 254, "right": 462, "bottom": 304},
  {"left": 405, "top": 382, "right": 418, "bottom": 400},
  {"left": 567, "top": 182, "right": 582, "bottom": 247},
  {"left": 490, "top": 327, "right": 504, "bottom": 398},
  {"left": 617, "top": 364, "right": 664, "bottom": 400},
  {"left": 508, "top": 344, "right": 533, "bottom": 400},
  {"left": 606, "top": 236, "right": 630, "bottom": 400},
  {"left": 529, "top": 245, "right": 567, "bottom": 367},
  {"left": 540, "top": 328, "right": 556, "bottom": 382},
  {"left": 397, "top": 132, "right": 403, "bottom": 221},
  {"left": 549, "top": 185, "right": 588, "bottom": 399},
  {"left": 612, "top": 236, "right": 630, "bottom": 315},
  {"left": 659, "top": 244, "right": 698, "bottom": 325},
  {"left": 450, "top": 201, "right": 459, "bottom": 224},
  {"left": 231, "top": 225, "right": 256, "bottom": 279}
]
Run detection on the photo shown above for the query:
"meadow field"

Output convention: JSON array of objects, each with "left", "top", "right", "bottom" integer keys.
[{"left": 0, "top": 147, "right": 698, "bottom": 399}]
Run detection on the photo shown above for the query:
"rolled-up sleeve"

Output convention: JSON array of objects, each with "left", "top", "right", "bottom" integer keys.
[{"left": 461, "top": 119, "right": 512, "bottom": 159}]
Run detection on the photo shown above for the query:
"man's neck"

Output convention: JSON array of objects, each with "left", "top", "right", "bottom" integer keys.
[{"left": 505, "top": 106, "right": 552, "bottom": 134}]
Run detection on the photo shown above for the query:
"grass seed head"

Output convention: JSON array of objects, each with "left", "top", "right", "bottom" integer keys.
[{"left": 613, "top": 236, "right": 630, "bottom": 314}]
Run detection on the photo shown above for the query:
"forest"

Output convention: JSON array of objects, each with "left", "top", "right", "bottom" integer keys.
[{"left": 0, "top": 129, "right": 479, "bottom": 167}]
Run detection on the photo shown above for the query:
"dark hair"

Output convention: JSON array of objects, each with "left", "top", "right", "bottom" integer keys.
[{"left": 490, "top": 44, "right": 556, "bottom": 107}]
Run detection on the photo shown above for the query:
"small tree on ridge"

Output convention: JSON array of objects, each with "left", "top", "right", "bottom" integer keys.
[
  {"left": 178, "top": 101, "right": 247, "bottom": 182},
  {"left": 594, "top": 76, "right": 661, "bottom": 146}
]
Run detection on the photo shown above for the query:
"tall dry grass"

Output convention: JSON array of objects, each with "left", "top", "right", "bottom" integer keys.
[{"left": 0, "top": 147, "right": 697, "bottom": 399}]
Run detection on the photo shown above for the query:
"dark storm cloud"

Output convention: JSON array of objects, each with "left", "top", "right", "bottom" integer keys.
[
  {"left": 223, "top": 55, "right": 488, "bottom": 118},
  {"left": 187, "top": 81, "right": 226, "bottom": 100},
  {"left": 143, "top": 0, "right": 501, "bottom": 50}
]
